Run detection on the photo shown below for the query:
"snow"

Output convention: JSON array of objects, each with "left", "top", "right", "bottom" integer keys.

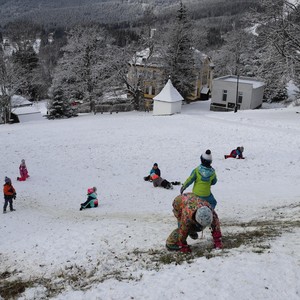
[
  {"left": 33, "top": 38, "right": 41, "bottom": 54},
  {"left": 11, "top": 95, "right": 32, "bottom": 107},
  {"left": 0, "top": 101, "right": 300, "bottom": 300},
  {"left": 245, "top": 24, "right": 259, "bottom": 36},
  {"left": 287, "top": 80, "right": 299, "bottom": 101}
]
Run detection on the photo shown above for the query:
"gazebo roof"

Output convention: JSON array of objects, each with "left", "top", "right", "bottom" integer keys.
[{"left": 153, "top": 79, "right": 183, "bottom": 103}]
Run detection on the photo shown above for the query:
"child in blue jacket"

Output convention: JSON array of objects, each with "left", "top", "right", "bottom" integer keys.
[{"left": 80, "top": 187, "right": 98, "bottom": 210}]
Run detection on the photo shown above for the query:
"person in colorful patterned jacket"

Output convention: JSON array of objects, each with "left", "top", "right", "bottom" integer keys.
[
  {"left": 3, "top": 177, "right": 17, "bottom": 213},
  {"left": 80, "top": 187, "right": 98, "bottom": 210},
  {"left": 224, "top": 146, "right": 244, "bottom": 159},
  {"left": 166, "top": 193, "right": 222, "bottom": 253},
  {"left": 180, "top": 149, "right": 217, "bottom": 209},
  {"left": 17, "top": 159, "right": 30, "bottom": 181}
]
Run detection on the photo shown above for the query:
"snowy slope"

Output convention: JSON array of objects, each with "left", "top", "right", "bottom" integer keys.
[{"left": 0, "top": 101, "right": 299, "bottom": 299}]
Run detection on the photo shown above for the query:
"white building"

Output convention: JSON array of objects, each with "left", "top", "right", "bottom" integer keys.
[
  {"left": 153, "top": 79, "right": 183, "bottom": 116},
  {"left": 210, "top": 75, "right": 265, "bottom": 111},
  {"left": 10, "top": 95, "right": 43, "bottom": 123}
]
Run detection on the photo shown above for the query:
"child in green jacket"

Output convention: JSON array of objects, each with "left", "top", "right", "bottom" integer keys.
[{"left": 180, "top": 149, "right": 217, "bottom": 209}]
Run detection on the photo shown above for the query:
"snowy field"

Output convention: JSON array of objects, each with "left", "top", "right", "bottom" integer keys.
[{"left": 0, "top": 101, "right": 300, "bottom": 300}]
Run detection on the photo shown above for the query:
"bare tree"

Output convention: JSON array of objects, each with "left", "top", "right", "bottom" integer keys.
[
  {"left": 50, "top": 24, "right": 117, "bottom": 116},
  {"left": 0, "top": 48, "right": 20, "bottom": 123}
]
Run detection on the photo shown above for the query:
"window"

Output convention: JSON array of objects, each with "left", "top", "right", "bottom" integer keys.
[
  {"left": 222, "top": 90, "right": 227, "bottom": 101},
  {"left": 238, "top": 91, "right": 243, "bottom": 103},
  {"left": 152, "top": 86, "right": 156, "bottom": 95}
]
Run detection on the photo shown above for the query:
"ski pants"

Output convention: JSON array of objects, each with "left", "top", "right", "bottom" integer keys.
[{"left": 4, "top": 198, "right": 13, "bottom": 211}]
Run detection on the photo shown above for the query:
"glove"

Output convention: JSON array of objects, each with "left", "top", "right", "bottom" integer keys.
[
  {"left": 180, "top": 186, "right": 185, "bottom": 195},
  {"left": 13, "top": 193, "right": 16, "bottom": 199}
]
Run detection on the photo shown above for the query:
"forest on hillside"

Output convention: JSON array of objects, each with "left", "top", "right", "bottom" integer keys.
[{"left": 0, "top": 0, "right": 299, "bottom": 121}]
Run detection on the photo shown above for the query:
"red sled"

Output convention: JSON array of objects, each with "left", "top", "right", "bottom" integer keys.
[{"left": 17, "top": 175, "right": 29, "bottom": 181}]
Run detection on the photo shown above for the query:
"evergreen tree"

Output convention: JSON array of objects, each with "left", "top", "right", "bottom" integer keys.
[
  {"left": 164, "top": 2, "right": 195, "bottom": 99},
  {"left": 48, "top": 86, "right": 75, "bottom": 119}
]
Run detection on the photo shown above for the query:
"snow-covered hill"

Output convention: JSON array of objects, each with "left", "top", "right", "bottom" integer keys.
[{"left": 0, "top": 102, "right": 299, "bottom": 299}]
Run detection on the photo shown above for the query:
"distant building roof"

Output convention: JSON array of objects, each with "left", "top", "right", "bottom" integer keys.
[
  {"left": 201, "top": 87, "right": 210, "bottom": 94},
  {"left": 11, "top": 95, "right": 32, "bottom": 107},
  {"left": 153, "top": 79, "right": 183, "bottom": 103},
  {"left": 131, "top": 47, "right": 210, "bottom": 69},
  {"left": 215, "top": 75, "right": 265, "bottom": 89}
]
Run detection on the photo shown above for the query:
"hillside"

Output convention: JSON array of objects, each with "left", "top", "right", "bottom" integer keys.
[
  {"left": 0, "top": 0, "right": 258, "bottom": 27},
  {"left": 0, "top": 103, "right": 299, "bottom": 299}
]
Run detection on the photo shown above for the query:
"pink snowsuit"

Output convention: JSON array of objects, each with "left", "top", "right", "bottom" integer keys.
[{"left": 19, "top": 161, "right": 29, "bottom": 181}]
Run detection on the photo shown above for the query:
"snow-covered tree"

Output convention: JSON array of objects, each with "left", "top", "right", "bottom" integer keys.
[
  {"left": 50, "top": 24, "right": 118, "bottom": 115},
  {"left": 47, "top": 85, "right": 75, "bottom": 119},
  {"left": 11, "top": 46, "right": 41, "bottom": 99},
  {"left": 212, "top": 29, "right": 254, "bottom": 77},
  {"left": 256, "top": 0, "right": 300, "bottom": 97},
  {"left": 0, "top": 47, "right": 20, "bottom": 123},
  {"left": 163, "top": 1, "right": 195, "bottom": 99}
]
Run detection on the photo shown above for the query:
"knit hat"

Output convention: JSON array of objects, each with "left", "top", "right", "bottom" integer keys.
[
  {"left": 240, "top": 146, "right": 244, "bottom": 153},
  {"left": 195, "top": 206, "right": 213, "bottom": 228},
  {"left": 4, "top": 176, "right": 11, "bottom": 184},
  {"left": 200, "top": 149, "right": 212, "bottom": 167},
  {"left": 87, "top": 187, "right": 97, "bottom": 194},
  {"left": 87, "top": 188, "right": 94, "bottom": 194},
  {"left": 21, "top": 159, "right": 25, "bottom": 163},
  {"left": 153, "top": 163, "right": 158, "bottom": 167}
]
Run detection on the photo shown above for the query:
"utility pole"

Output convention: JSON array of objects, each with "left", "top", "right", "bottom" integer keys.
[{"left": 234, "top": 74, "right": 239, "bottom": 113}]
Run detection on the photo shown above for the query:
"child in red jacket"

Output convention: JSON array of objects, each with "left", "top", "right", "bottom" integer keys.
[
  {"left": 224, "top": 146, "right": 245, "bottom": 159},
  {"left": 3, "top": 177, "right": 16, "bottom": 213}
]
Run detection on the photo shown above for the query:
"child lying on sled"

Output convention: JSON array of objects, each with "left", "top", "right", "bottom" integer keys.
[{"left": 144, "top": 163, "right": 180, "bottom": 190}]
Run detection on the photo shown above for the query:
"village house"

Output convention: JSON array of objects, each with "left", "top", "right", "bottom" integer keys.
[
  {"left": 210, "top": 75, "right": 265, "bottom": 112},
  {"left": 127, "top": 46, "right": 214, "bottom": 108},
  {"left": 10, "top": 95, "right": 43, "bottom": 123}
]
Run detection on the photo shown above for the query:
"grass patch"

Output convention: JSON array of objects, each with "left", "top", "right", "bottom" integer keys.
[
  {"left": 1, "top": 214, "right": 299, "bottom": 298},
  {"left": 0, "top": 279, "right": 36, "bottom": 300}
]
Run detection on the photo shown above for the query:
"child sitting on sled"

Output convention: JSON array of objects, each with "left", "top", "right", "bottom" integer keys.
[
  {"left": 80, "top": 187, "right": 98, "bottom": 210},
  {"left": 17, "top": 159, "right": 30, "bottom": 181},
  {"left": 144, "top": 163, "right": 180, "bottom": 189}
]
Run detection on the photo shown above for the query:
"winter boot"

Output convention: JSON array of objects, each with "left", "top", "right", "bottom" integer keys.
[
  {"left": 171, "top": 181, "right": 181, "bottom": 185},
  {"left": 212, "top": 231, "right": 223, "bottom": 249}
]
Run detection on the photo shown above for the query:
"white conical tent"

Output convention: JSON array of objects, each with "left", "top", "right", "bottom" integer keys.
[{"left": 152, "top": 79, "right": 183, "bottom": 115}]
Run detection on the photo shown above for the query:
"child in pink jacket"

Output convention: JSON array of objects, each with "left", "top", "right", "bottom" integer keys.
[{"left": 17, "top": 159, "right": 30, "bottom": 181}]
